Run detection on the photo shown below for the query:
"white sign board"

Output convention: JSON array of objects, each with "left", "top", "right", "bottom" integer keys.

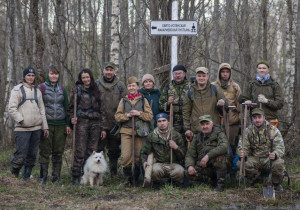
[{"left": 150, "top": 20, "right": 198, "bottom": 36}]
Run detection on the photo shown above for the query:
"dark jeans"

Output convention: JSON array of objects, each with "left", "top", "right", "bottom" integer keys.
[{"left": 11, "top": 130, "right": 42, "bottom": 169}]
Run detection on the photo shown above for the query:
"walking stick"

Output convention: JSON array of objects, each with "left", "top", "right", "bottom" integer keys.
[
  {"left": 239, "top": 104, "right": 247, "bottom": 187},
  {"left": 131, "top": 116, "right": 136, "bottom": 186},
  {"left": 71, "top": 88, "right": 77, "bottom": 168},
  {"left": 169, "top": 103, "right": 173, "bottom": 165}
]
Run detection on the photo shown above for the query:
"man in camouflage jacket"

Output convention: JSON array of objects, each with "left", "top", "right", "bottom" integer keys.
[
  {"left": 185, "top": 115, "right": 229, "bottom": 192},
  {"left": 237, "top": 108, "right": 285, "bottom": 191},
  {"left": 140, "top": 113, "right": 186, "bottom": 188},
  {"left": 159, "top": 65, "right": 189, "bottom": 136}
]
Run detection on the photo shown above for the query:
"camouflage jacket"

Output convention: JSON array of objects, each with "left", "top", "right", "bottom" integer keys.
[
  {"left": 239, "top": 77, "right": 283, "bottom": 120},
  {"left": 159, "top": 79, "right": 189, "bottom": 132},
  {"left": 140, "top": 128, "right": 186, "bottom": 165},
  {"left": 237, "top": 121, "right": 285, "bottom": 159},
  {"left": 185, "top": 126, "right": 228, "bottom": 168}
]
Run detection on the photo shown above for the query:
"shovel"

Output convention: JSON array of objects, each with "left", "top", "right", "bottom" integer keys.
[{"left": 263, "top": 128, "right": 275, "bottom": 199}]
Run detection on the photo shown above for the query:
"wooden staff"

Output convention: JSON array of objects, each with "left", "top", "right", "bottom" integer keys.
[
  {"left": 71, "top": 88, "right": 77, "bottom": 167},
  {"left": 131, "top": 116, "right": 135, "bottom": 186},
  {"left": 239, "top": 104, "right": 248, "bottom": 184}
]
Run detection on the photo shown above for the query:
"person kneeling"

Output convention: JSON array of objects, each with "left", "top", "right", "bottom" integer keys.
[
  {"left": 140, "top": 113, "right": 186, "bottom": 189},
  {"left": 185, "top": 115, "right": 229, "bottom": 192}
]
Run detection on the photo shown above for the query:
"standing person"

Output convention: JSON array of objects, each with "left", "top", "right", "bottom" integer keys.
[
  {"left": 38, "top": 65, "right": 71, "bottom": 184},
  {"left": 114, "top": 76, "right": 153, "bottom": 186},
  {"left": 239, "top": 61, "right": 283, "bottom": 121},
  {"left": 185, "top": 115, "right": 229, "bottom": 192},
  {"left": 237, "top": 108, "right": 285, "bottom": 191},
  {"left": 8, "top": 67, "right": 48, "bottom": 180},
  {"left": 68, "top": 68, "right": 107, "bottom": 185},
  {"left": 140, "top": 113, "right": 186, "bottom": 189},
  {"left": 138, "top": 73, "right": 161, "bottom": 127},
  {"left": 212, "top": 63, "right": 241, "bottom": 153},
  {"left": 97, "top": 62, "right": 127, "bottom": 177},
  {"left": 159, "top": 65, "right": 189, "bottom": 136},
  {"left": 183, "top": 67, "right": 227, "bottom": 140}
]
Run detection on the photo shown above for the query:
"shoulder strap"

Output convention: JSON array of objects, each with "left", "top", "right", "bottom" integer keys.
[
  {"left": 77, "top": 87, "right": 82, "bottom": 104},
  {"left": 95, "top": 79, "right": 100, "bottom": 86},
  {"left": 39, "top": 83, "right": 46, "bottom": 95},
  {"left": 117, "top": 81, "right": 122, "bottom": 98},
  {"left": 187, "top": 86, "right": 193, "bottom": 101},
  {"left": 210, "top": 84, "right": 217, "bottom": 96},
  {"left": 34, "top": 87, "right": 38, "bottom": 105},
  {"left": 18, "top": 85, "right": 26, "bottom": 108}
]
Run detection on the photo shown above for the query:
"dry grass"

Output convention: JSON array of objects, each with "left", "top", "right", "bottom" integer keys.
[{"left": 0, "top": 149, "right": 300, "bottom": 209}]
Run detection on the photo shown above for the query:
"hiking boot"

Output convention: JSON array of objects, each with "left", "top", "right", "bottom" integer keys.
[
  {"left": 152, "top": 181, "right": 161, "bottom": 190},
  {"left": 11, "top": 167, "right": 21, "bottom": 178},
  {"left": 51, "top": 162, "right": 62, "bottom": 183},
  {"left": 214, "top": 183, "right": 224, "bottom": 192},
  {"left": 22, "top": 166, "right": 33, "bottom": 181},
  {"left": 39, "top": 163, "right": 48, "bottom": 184},
  {"left": 72, "top": 176, "right": 80, "bottom": 186},
  {"left": 275, "top": 184, "right": 283, "bottom": 192}
]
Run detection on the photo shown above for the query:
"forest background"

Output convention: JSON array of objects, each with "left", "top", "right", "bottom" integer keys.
[{"left": 0, "top": 0, "right": 300, "bottom": 155}]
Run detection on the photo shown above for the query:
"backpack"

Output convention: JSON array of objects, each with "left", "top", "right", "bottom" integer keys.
[
  {"left": 18, "top": 85, "right": 38, "bottom": 108},
  {"left": 187, "top": 84, "right": 217, "bottom": 101}
]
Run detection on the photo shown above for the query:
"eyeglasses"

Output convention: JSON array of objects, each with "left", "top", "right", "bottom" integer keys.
[{"left": 173, "top": 72, "right": 185, "bottom": 76}]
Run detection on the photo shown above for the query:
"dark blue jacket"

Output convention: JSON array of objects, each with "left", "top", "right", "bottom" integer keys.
[{"left": 139, "top": 88, "right": 161, "bottom": 122}]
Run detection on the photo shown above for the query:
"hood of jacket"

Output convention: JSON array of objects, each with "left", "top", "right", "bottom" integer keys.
[{"left": 215, "top": 63, "right": 233, "bottom": 86}]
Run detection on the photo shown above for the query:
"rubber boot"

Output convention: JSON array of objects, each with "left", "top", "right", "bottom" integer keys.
[
  {"left": 109, "top": 158, "right": 118, "bottom": 177},
  {"left": 152, "top": 181, "right": 161, "bottom": 190},
  {"left": 72, "top": 176, "right": 80, "bottom": 186},
  {"left": 133, "top": 166, "right": 140, "bottom": 187},
  {"left": 11, "top": 167, "right": 21, "bottom": 178},
  {"left": 39, "top": 163, "right": 49, "bottom": 184},
  {"left": 214, "top": 169, "right": 226, "bottom": 192},
  {"left": 51, "top": 162, "right": 62, "bottom": 183},
  {"left": 22, "top": 166, "right": 33, "bottom": 181},
  {"left": 123, "top": 167, "right": 133, "bottom": 186}
]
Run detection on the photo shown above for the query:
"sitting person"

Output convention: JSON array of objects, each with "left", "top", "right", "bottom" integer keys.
[
  {"left": 237, "top": 108, "right": 285, "bottom": 191},
  {"left": 140, "top": 113, "right": 186, "bottom": 189},
  {"left": 185, "top": 115, "right": 228, "bottom": 192}
]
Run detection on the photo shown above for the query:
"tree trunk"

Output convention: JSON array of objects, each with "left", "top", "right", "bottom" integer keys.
[
  {"left": 295, "top": 1, "right": 300, "bottom": 129},
  {"left": 101, "top": 0, "right": 112, "bottom": 64},
  {"left": 110, "top": 0, "right": 120, "bottom": 67},
  {"left": 262, "top": 0, "right": 268, "bottom": 60},
  {"left": 210, "top": 0, "right": 220, "bottom": 81}
]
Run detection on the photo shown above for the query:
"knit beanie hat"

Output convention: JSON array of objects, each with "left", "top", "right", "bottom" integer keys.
[
  {"left": 142, "top": 74, "right": 155, "bottom": 85},
  {"left": 172, "top": 65, "right": 187, "bottom": 72},
  {"left": 23, "top": 67, "right": 36, "bottom": 78}
]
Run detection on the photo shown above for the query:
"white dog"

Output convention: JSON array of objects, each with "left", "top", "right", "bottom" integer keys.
[{"left": 80, "top": 151, "right": 107, "bottom": 187}]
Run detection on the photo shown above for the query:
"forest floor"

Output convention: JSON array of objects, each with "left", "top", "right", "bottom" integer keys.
[{"left": 0, "top": 148, "right": 300, "bottom": 210}]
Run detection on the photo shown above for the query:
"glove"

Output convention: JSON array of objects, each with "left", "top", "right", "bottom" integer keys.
[
  {"left": 245, "top": 100, "right": 252, "bottom": 105},
  {"left": 217, "top": 99, "right": 225, "bottom": 106},
  {"left": 258, "top": 94, "right": 269, "bottom": 104}
]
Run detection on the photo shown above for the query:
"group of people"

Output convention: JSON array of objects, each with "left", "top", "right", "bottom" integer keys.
[{"left": 8, "top": 60, "right": 286, "bottom": 192}]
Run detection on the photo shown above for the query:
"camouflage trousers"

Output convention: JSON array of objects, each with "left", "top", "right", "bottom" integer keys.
[
  {"left": 152, "top": 163, "right": 184, "bottom": 183},
  {"left": 120, "top": 133, "right": 145, "bottom": 167},
  {"left": 237, "top": 156, "right": 285, "bottom": 185},
  {"left": 186, "top": 155, "right": 228, "bottom": 184},
  {"left": 11, "top": 130, "right": 41, "bottom": 169},
  {"left": 98, "top": 132, "right": 121, "bottom": 161},
  {"left": 72, "top": 118, "right": 101, "bottom": 176},
  {"left": 39, "top": 125, "right": 66, "bottom": 164}
]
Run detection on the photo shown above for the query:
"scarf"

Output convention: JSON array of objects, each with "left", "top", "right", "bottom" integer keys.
[
  {"left": 127, "top": 92, "right": 141, "bottom": 100},
  {"left": 154, "top": 125, "right": 171, "bottom": 141},
  {"left": 256, "top": 73, "right": 270, "bottom": 84},
  {"left": 220, "top": 81, "right": 229, "bottom": 89}
]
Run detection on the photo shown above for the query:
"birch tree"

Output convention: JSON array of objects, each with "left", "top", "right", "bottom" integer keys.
[{"left": 110, "top": 0, "right": 120, "bottom": 67}]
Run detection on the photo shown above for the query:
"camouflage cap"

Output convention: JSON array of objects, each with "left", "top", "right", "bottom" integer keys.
[
  {"left": 199, "top": 115, "right": 212, "bottom": 123},
  {"left": 256, "top": 60, "right": 270, "bottom": 68},
  {"left": 251, "top": 108, "right": 265, "bottom": 116},
  {"left": 104, "top": 61, "right": 116, "bottom": 69},
  {"left": 127, "top": 76, "right": 139, "bottom": 84},
  {"left": 196, "top": 67, "right": 209, "bottom": 74}
]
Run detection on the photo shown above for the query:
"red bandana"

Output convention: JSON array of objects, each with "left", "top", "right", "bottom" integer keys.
[{"left": 127, "top": 92, "right": 141, "bottom": 100}]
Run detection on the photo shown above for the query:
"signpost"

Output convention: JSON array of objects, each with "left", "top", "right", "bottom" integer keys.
[
  {"left": 150, "top": 20, "right": 198, "bottom": 36},
  {"left": 150, "top": 1, "right": 198, "bottom": 80}
]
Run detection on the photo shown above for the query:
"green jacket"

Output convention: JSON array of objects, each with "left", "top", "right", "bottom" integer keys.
[
  {"left": 159, "top": 79, "right": 190, "bottom": 133},
  {"left": 140, "top": 128, "right": 186, "bottom": 165},
  {"left": 239, "top": 78, "right": 283, "bottom": 120},
  {"left": 237, "top": 121, "right": 285, "bottom": 159},
  {"left": 185, "top": 126, "right": 228, "bottom": 168},
  {"left": 183, "top": 82, "right": 227, "bottom": 131}
]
